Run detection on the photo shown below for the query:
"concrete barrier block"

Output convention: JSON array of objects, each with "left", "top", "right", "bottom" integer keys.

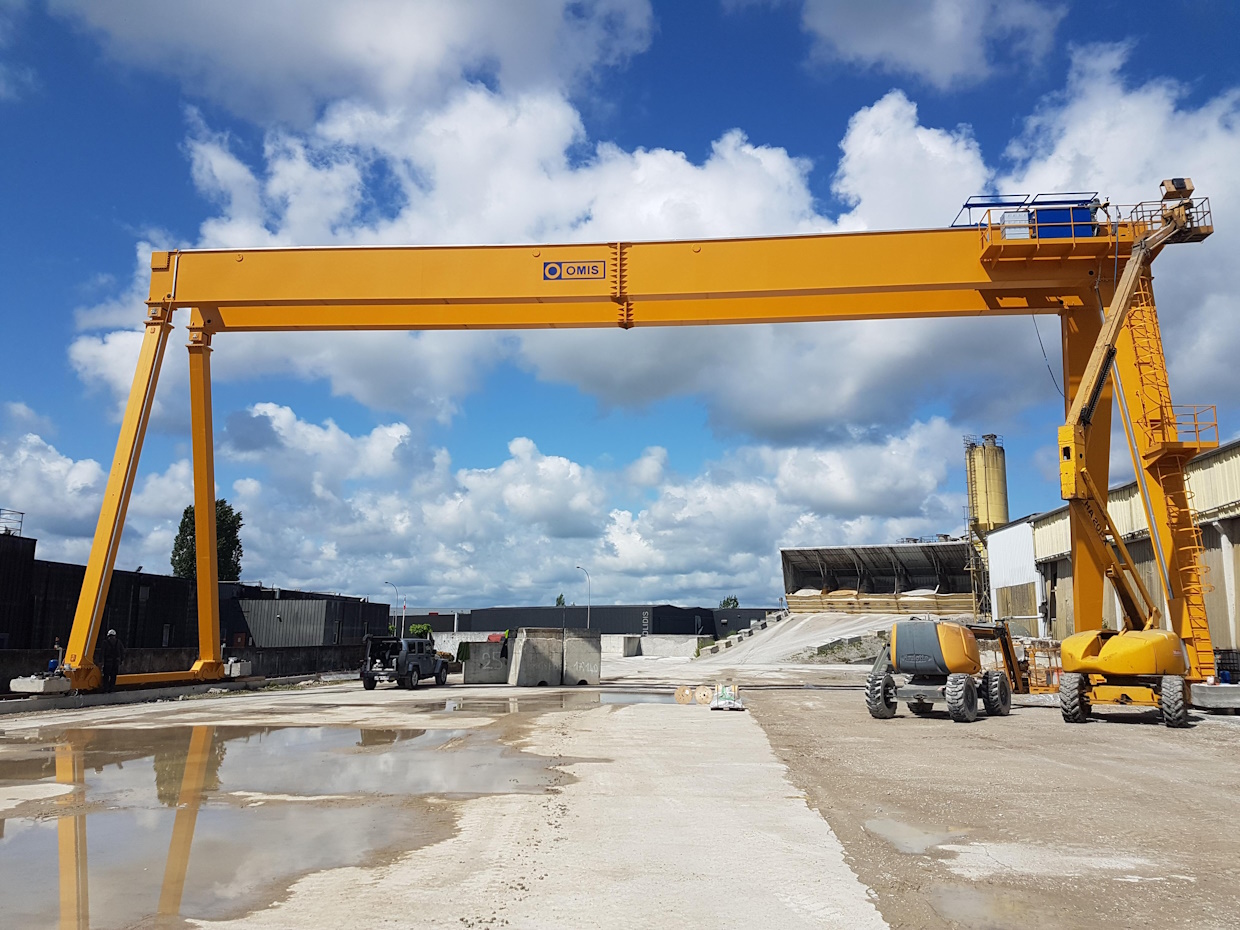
[
  {"left": 10, "top": 676, "right": 71, "bottom": 694},
  {"left": 508, "top": 628, "right": 563, "bottom": 687},
  {"left": 463, "top": 641, "right": 510, "bottom": 684},
  {"left": 600, "top": 634, "right": 641, "bottom": 656},
  {"left": 638, "top": 635, "right": 715, "bottom": 658},
  {"left": 564, "top": 631, "right": 601, "bottom": 685}
]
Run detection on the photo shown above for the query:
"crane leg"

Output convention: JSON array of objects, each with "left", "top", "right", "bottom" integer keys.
[
  {"left": 1061, "top": 308, "right": 1113, "bottom": 634},
  {"left": 187, "top": 329, "right": 223, "bottom": 680},
  {"left": 64, "top": 309, "right": 174, "bottom": 689}
]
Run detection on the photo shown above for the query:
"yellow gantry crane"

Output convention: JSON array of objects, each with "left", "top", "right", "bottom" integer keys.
[{"left": 61, "top": 181, "right": 1217, "bottom": 724}]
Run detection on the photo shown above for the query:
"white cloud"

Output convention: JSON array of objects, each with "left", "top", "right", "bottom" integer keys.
[
  {"left": 763, "top": 418, "right": 958, "bottom": 518},
  {"left": 49, "top": 0, "right": 653, "bottom": 123},
  {"left": 794, "top": 0, "right": 1065, "bottom": 90},
  {"left": 3, "top": 401, "right": 54, "bottom": 436},
  {"left": 832, "top": 90, "right": 990, "bottom": 229},
  {"left": 0, "top": 434, "right": 103, "bottom": 555},
  {"left": 0, "top": 404, "right": 967, "bottom": 606},
  {"left": 625, "top": 446, "right": 667, "bottom": 487}
]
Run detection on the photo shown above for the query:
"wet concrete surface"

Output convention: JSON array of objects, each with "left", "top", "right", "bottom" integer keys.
[{"left": 0, "top": 719, "right": 567, "bottom": 929}]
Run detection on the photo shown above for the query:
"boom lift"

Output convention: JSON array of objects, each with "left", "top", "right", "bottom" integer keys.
[
  {"left": 56, "top": 182, "right": 1218, "bottom": 726},
  {"left": 1056, "top": 179, "right": 1217, "bottom": 726},
  {"left": 866, "top": 618, "right": 1026, "bottom": 723}
]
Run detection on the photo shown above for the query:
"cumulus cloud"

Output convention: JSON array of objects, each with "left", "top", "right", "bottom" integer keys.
[
  {"left": 49, "top": 0, "right": 653, "bottom": 123},
  {"left": 0, "top": 434, "right": 103, "bottom": 556},
  {"left": 792, "top": 0, "right": 1065, "bottom": 90},
  {"left": 1, "top": 406, "right": 968, "bottom": 606},
  {"left": 3, "top": 401, "right": 54, "bottom": 436}
]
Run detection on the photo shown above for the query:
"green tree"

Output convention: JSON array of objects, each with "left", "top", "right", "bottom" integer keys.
[
  {"left": 171, "top": 499, "right": 244, "bottom": 581},
  {"left": 718, "top": 595, "right": 739, "bottom": 609},
  {"left": 555, "top": 592, "right": 566, "bottom": 607}
]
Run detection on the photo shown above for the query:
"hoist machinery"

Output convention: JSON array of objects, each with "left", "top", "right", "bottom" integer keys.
[{"left": 54, "top": 180, "right": 1217, "bottom": 730}]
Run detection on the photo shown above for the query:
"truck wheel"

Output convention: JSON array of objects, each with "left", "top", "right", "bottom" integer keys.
[
  {"left": 945, "top": 673, "right": 978, "bottom": 723},
  {"left": 1059, "top": 672, "right": 1090, "bottom": 723},
  {"left": 436, "top": 666, "right": 448, "bottom": 686},
  {"left": 362, "top": 676, "right": 376, "bottom": 691},
  {"left": 981, "top": 670, "right": 1011, "bottom": 717},
  {"left": 907, "top": 701, "right": 934, "bottom": 716},
  {"left": 1159, "top": 675, "right": 1189, "bottom": 728},
  {"left": 406, "top": 668, "right": 420, "bottom": 690},
  {"left": 865, "top": 673, "right": 897, "bottom": 719}
]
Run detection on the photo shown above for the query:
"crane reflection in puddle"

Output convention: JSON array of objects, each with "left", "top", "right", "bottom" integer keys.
[{"left": 54, "top": 725, "right": 216, "bottom": 930}]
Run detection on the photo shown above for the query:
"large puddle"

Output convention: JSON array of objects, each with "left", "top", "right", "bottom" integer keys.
[{"left": 0, "top": 723, "right": 562, "bottom": 928}]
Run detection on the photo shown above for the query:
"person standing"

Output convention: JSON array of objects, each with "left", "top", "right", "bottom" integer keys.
[{"left": 101, "top": 629, "right": 125, "bottom": 692}]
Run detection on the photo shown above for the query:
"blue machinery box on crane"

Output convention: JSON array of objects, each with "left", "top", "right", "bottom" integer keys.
[{"left": 954, "top": 192, "right": 1101, "bottom": 240}]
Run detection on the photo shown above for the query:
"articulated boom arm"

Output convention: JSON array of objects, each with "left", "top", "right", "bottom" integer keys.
[
  {"left": 1057, "top": 179, "right": 1217, "bottom": 678},
  {"left": 62, "top": 182, "right": 1214, "bottom": 689}
]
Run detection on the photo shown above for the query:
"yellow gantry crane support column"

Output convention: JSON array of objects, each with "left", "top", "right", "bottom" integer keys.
[
  {"left": 61, "top": 191, "right": 1213, "bottom": 689},
  {"left": 63, "top": 306, "right": 174, "bottom": 690}
]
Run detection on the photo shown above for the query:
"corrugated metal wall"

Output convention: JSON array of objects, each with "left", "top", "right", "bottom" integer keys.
[
  {"left": 1035, "top": 519, "right": 1240, "bottom": 650},
  {"left": 239, "top": 599, "right": 329, "bottom": 647},
  {"left": 1033, "top": 439, "right": 1240, "bottom": 562}
]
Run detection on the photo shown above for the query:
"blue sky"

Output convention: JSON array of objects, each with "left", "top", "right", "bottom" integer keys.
[{"left": 1, "top": 0, "right": 1238, "bottom": 609}]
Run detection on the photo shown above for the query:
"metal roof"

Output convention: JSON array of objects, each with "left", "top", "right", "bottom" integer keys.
[{"left": 781, "top": 541, "right": 972, "bottom": 590}]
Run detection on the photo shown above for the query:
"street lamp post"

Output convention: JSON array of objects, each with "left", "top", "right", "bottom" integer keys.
[
  {"left": 575, "top": 566, "right": 591, "bottom": 631},
  {"left": 385, "top": 581, "right": 403, "bottom": 637}
]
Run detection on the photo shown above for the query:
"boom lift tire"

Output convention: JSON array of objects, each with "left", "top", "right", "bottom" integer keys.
[
  {"left": 1159, "top": 675, "right": 1189, "bottom": 728},
  {"left": 981, "top": 670, "right": 1012, "bottom": 717},
  {"left": 865, "top": 673, "right": 897, "bottom": 719},
  {"left": 945, "top": 673, "right": 978, "bottom": 723},
  {"left": 907, "top": 701, "right": 934, "bottom": 716},
  {"left": 1060, "top": 672, "right": 1090, "bottom": 723}
]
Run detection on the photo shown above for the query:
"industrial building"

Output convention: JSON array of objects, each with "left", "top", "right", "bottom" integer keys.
[
  {"left": 0, "top": 528, "right": 387, "bottom": 650},
  {"left": 402, "top": 604, "right": 770, "bottom": 639},
  {"left": 986, "top": 435, "right": 1240, "bottom": 651}
]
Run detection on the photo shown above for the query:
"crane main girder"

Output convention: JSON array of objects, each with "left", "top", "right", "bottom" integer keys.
[{"left": 149, "top": 228, "right": 1112, "bottom": 335}]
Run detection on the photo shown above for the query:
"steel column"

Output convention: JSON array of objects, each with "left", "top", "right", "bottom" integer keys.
[
  {"left": 187, "top": 329, "right": 223, "bottom": 677},
  {"left": 64, "top": 309, "right": 173, "bottom": 688}
]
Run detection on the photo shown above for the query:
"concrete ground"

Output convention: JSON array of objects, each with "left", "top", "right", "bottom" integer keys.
[{"left": 1, "top": 613, "right": 1238, "bottom": 929}]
